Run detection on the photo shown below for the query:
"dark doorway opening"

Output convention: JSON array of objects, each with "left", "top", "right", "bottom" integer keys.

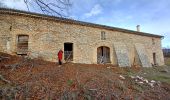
[
  {"left": 97, "top": 46, "right": 110, "bottom": 64},
  {"left": 17, "top": 35, "right": 29, "bottom": 55},
  {"left": 153, "top": 53, "right": 156, "bottom": 65},
  {"left": 64, "top": 43, "right": 73, "bottom": 61}
]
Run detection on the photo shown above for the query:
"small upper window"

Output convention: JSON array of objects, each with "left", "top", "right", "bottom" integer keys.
[
  {"left": 101, "top": 31, "right": 106, "bottom": 40},
  {"left": 152, "top": 38, "right": 155, "bottom": 45}
]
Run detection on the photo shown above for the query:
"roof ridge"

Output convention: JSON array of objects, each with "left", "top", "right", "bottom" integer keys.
[{"left": 0, "top": 7, "right": 163, "bottom": 38}]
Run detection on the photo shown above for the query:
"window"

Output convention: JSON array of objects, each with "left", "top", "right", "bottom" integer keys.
[
  {"left": 101, "top": 31, "right": 106, "bottom": 40},
  {"left": 17, "top": 35, "right": 29, "bottom": 55}
]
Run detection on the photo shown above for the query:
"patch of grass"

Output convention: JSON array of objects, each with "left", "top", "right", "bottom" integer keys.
[
  {"left": 165, "top": 57, "right": 170, "bottom": 66},
  {"left": 132, "top": 84, "right": 144, "bottom": 93},
  {"left": 128, "top": 79, "right": 146, "bottom": 93},
  {"left": 138, "top": 66, "right": 170, "bottom": 84},
  {"left": 67, "top": 79, "right": 74, "bottom": 87},
  {"left": 147, "top": 75, "right": 170, "bottom": 84},
  {"left": 126, "top": 71, "right": 135, "bottom": 77},
  {"left": 123, "top": 68, "right": 136, "bottom": 77},
  {"left": 128, "top": 66, "right": 170, "bottom": 84}
]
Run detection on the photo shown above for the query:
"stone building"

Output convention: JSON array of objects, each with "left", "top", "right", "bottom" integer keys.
[{"left": 0, "top": 8, "right": 164, "bottom": 67}]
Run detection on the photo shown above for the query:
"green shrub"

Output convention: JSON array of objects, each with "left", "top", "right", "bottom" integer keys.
[{"left": 67, "top": 79, "right": 74, "bottom": 86}]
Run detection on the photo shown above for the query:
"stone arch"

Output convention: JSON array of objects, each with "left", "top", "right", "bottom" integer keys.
[
  {"left": 97, "top": 46, "right": 110, "bottom": 64},
  {"left": 92, "top": 42, "right": 117, "bottom": 65}
]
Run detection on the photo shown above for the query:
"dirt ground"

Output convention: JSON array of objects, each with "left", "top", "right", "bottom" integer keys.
[{"left": 0, "top": 52, "right": 170, "bottom": 100}]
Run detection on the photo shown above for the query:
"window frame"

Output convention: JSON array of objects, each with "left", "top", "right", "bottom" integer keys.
[
  {"left": 152, "top": 38, "right": 155, "bottom": 45},
  {"left": 101, "top": 31, "right": 106, "bottom": 40},
  {"left": 17, "top": 34, "right": 29, "bottom": 55}
]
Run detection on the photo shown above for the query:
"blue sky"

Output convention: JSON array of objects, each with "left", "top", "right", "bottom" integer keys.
[{"left": 1, "top": 0, "right": 170, "bottom": 47}]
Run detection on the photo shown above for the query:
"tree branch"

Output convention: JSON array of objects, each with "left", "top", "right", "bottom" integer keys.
[
  {"left": 24, "top": 0, "right": 30, "bottom": 11},
  {"left": 23, "top": 0, "right": 71, "bottom": 17}
]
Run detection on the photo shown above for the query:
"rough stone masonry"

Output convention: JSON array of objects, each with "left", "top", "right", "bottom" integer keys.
[{"left": 0, "top": 8, "right": 165, "bottom": 67}]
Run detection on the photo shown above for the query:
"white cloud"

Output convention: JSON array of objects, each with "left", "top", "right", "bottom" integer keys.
[{"left": 84, "top": 4, "right": 102, "bottom": 18}]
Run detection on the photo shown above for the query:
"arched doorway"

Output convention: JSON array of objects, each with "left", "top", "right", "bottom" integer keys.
[{"left": 97, "top": 46, "right": 110, "bottom": 64}]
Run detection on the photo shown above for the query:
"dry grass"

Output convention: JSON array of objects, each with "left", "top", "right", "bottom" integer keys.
[
  {"left": 127, "top": 66, "right": 170, "bottom": 84},
  {"left": 165, "top": 57, "right": 170, "bottom": 66},
  {"left": 0, "top": 52, "right": 170, "bottom": 99}
]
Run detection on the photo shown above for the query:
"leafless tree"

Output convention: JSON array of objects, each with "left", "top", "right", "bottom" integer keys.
[
  {"left": 23, "top": 0, "right": 71, "bottom": 17},
  {"left": 0, "top": 0, "right": 71, "bottom": 17}
]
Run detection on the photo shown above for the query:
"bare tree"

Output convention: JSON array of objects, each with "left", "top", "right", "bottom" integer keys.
[
  {"left": 0, "top": 0, "right": 71, "bottom": 17},
  {"left": 23, "top": 0, "right": 71, "bottom": 17}
]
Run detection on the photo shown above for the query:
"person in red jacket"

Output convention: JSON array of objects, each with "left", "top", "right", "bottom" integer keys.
[{"left": 58, "top": 49, "right": 63, "bottom": 65}]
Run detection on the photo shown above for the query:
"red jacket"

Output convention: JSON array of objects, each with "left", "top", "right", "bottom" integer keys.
[{"left": 58, "top": 50, "right": 63, "bottom": 60}]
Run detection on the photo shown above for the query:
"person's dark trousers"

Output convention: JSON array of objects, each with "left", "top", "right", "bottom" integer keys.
[{"left": 59, "top": 60, "right": 62, "bottom": 65}]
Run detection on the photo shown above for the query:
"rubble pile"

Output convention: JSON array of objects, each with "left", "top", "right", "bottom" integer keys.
[{"left": 130, "top": 75, "right": 161, "bottom": 87}]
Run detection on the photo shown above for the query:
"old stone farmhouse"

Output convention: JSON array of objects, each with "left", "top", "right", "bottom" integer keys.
[{"left": 0, "top": 8, "right": 164, "bottom": 67}]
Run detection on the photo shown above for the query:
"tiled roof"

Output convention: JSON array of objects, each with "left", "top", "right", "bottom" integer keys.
[{"left": 0, "top": 8, "right": 163, "bottom": 38}]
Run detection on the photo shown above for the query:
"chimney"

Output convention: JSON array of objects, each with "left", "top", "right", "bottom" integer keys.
[{"left": 136, "top": 25, "right": 140, "bottom": 32}]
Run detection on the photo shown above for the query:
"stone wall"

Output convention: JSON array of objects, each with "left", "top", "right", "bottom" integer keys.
[{"left": 0, "top": 12, "right": 165, "bottom": 67}]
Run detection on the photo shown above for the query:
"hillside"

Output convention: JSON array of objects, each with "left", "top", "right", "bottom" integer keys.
[{"left": 0, "top": 52, "right": 170, "bottom": 100}]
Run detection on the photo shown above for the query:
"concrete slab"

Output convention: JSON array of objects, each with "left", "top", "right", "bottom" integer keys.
[
  {"left": 135, "top": 43, "right": 151, "bottom": 67},
  {"left": 114, "top": 42, "right": 131, "bottom": 67}
]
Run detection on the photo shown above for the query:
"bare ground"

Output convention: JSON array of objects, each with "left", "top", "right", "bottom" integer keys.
[{"left": 0, "top": 52, "right": 170, "bottom": 100}]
